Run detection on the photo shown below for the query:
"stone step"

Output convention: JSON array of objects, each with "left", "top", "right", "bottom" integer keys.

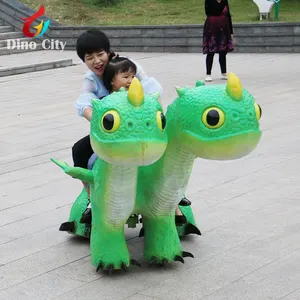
[
  {"left": 0, "top": 25, "right": 13, "bottom": 33},
  {"left": 0, "top": 59, "right": 74, "bottom": 77},
  {"left": 0, "top": 31, "right": 24, "bottom": 40},
  {"left": 0, "top": 50, "right": 80, "bottom": 77},
  {"left": 0, "top": 37, "right": 35, "bottom": 48},
  {"left": 0, "top": 43, "right": 43, "bottom": 56}
]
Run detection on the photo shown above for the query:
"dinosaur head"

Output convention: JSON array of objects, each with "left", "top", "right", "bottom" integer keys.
[
  {"left": 167, "top": 73, "right": 262, "bottom": 160},
  {"left": 90, "top": 78, "right": 167, "bottom": 166}
]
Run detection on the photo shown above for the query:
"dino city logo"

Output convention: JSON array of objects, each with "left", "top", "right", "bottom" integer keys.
[{"left": 6, "top": 5, "right": 66, "bottom": 51}]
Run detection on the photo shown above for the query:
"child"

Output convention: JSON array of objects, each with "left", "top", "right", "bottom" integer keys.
[
  {"left": 72, "top": 29, "right": 189, "bottom": 225},
  {"left": 103, "top": 55, "right": 137, "bottom": 93}
]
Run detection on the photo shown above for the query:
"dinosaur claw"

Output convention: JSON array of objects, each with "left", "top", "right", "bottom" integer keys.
[
  {"left": 182, "top": 251, "right": 194, "bottom": 258},
  {"left": 131, "top": 259, "right": 142, "bottom": 268},
  {"left": 121, "top": 262, "right": 128, "bottom": 273},
  {"left": 174, "top": 255, "right": 184, "bottom": 264},
  {"left": 148, "top": 257, "right": 157, "bottom": 267},
  {"left": 162, "top": 259, "right": 168, "bottom": 270},
  {"left": 108, "top": 264, "right": 114, "bottom": 275},
  {"left": 96, "top": 262, "right": 103, "bottom": 272},
  {"left": 59, "top": 221, "right": 75, "bottom": 233},
  {"left": 184, "top": 223, "right": 201, "bottom": 236}
]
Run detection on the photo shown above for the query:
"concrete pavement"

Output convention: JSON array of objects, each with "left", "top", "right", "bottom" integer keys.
[{"left": 1, "top": 51, "right": 300, "bottom": 300}]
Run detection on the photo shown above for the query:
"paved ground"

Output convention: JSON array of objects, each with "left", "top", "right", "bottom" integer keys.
[{"left": 1, "top": 51, "right": 300, "bottom": 300}]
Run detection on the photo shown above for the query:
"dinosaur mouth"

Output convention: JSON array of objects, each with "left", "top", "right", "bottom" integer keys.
[
  {"left": 181, "top": 130, "right": 262, "bottom": 160},
  {"left": 90, "top": 138, "right": 167, "bottom": 166}
]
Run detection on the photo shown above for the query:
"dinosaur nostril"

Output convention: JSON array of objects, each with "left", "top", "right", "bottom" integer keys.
[
  {"left": 145, "top": 120, "right": 153, "bottom": 130},
  {"left": 128, "top": 122, "right": 133, "bottom": 128}
]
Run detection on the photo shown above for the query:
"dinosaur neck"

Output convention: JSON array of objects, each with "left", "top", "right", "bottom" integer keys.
[{"left": 149, "top": 138, "right": 196, "bottom": 215}]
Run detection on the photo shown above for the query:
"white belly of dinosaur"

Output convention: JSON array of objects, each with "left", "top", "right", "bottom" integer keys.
[{"left": 104, "top": 165, "right": 137, "bottom": 226}]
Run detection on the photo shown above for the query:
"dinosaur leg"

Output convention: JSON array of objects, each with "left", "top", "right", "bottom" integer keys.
[
  {"left": 90, "top": 165, "right": 140, "bottom": 274},
  {"left": 139, "top": 200, "right": 201, "bottom": 239},
  {"left": 176, "top": 205, "right": 201, "bottom": 237},
  {"left": 176, "top": 191, "right": 201, "bottom": 237},
  {"left": 90, "top": 207, "right": 141, "bottom": 273},
  {"left": 90, "top": 223, "right": 130, "bottom": 274},
  {"left": 59, "top": 188, "right": 91, "bottom": 238},
  {"left": 143, "top": 213, "right": 193, "bottom": 267}
]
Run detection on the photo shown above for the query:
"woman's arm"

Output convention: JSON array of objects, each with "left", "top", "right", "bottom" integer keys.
[
  {"left": 226, "top": 0, "right": 234, "bottom": 34},
  {"left": 205, "top": 0, "right": 215, "bottom": 16},
  {"left": 75, "top": 77, "right": 98, "bottom": 122}
]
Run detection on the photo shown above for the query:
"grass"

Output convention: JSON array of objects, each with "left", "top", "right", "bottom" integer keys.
[{"left": 20, "top": 0, "right": 300, "bottom": 26}]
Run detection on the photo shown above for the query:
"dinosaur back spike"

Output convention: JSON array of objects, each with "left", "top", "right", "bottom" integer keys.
[{"left": 195, "top": 80, "right": 205, "bottom": 87}]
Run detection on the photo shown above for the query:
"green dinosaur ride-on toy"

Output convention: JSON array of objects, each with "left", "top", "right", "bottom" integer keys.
[{"left": 52, "top": 73, "right": 262, "bottom": 273}]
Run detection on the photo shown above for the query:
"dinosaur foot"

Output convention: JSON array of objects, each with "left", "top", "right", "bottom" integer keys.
[
  {"left": 96, "top": 259, "right": 142, "bottom": 275},
  {"left": 96, "top": 262, "right": 127, "bottom": 275},
  {"left": 139, "top": 217, "right": 193, "bottom": 238},
  {"left": 148, "top": 251, "right": 194, "bottom": 269},
  {"left": 185, "top": 223, "right": 201, "bottom": 236},
  {"left": 59, "top": 221, "right": 75, "bottom": 233}
]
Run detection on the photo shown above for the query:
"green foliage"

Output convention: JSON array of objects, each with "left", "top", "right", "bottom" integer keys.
[
  {"left": 21, "top": 0, "right": 300, "bottom": 25},
  {"left": 83, "top": 0, "right": 121, "bottom": 7}
]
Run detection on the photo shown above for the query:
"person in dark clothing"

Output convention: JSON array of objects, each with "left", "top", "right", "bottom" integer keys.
[{"left": 202, "top": 0, "right": 234, "bottom": 82}]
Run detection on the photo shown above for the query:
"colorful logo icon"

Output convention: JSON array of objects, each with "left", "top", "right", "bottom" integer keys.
[{"left": 21, "top": 5, "right": 50, "bottom": 38}]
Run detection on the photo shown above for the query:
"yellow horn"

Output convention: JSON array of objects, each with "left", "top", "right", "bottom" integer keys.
[
  {"left": 226, "top": 72, "right": 243, "bottom": 101},
  {"left": 127, "top": 77, "right": 144, "bottom": 107}
]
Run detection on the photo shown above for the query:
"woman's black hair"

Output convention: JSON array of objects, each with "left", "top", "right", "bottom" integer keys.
[
  {"left": 76, "top": 29, "right": 115, "bottom": 61},
  {"left": 103, "top": 56, "right": 137, "bottom": 93}
]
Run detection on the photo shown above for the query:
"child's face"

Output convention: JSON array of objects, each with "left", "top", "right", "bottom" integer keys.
[
  {"left": 111, "top": 70, "right": 136, "bottom": 92},
  {"left": 84, "top": 50, "right": 110, "bottom": 77}
]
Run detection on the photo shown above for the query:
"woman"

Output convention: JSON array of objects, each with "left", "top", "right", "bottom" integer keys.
[{"left": 202, "top": 0, "right": 234, "bottom": 82}]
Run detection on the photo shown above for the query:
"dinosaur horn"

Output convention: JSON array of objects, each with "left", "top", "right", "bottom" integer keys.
[
  {"left": 226, "top": 72, "right": 243, "bottom": 101},
  {"left": 175, "top": 86, "right": 185, "bottom": 97},
  {"left": 127, "top": 77, "right": 144, "bottom": 107}
]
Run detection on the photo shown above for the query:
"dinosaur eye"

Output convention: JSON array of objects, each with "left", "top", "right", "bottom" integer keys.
[
  {"left": 202, "top": 107, "right": 225, "bottom": 129},
  {"left": 101, "top": 110, "right": 120, "bottom": 133},
  {"left": 254, "top": 103, "right": 262, "bottom": 120},
  {"left": 156, "top": 111, "right": 166, "bottom": 131}
]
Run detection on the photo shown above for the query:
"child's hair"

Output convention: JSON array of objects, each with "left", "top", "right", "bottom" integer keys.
[
  {"left": 103, "top": 55, "right": 137, "bottom": 93},
  {"left": 76, "top": 29, "right": 115, "bottom": 61}
]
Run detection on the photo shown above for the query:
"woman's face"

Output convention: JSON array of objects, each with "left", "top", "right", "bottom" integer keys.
[{"left": 84, "top": 50, "right": 110, "bottom": 77}]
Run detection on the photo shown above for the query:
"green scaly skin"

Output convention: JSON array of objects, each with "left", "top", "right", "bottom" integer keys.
[
  {"left": 52, "top": 79, "right": 168, "bottom": 272},
  {"left": 136, "top": 73, "right": 262, "bottom": 264}
]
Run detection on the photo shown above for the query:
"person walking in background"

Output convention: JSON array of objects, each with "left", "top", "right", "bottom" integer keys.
[{"left": 202, "top": 0, "right": 234, "bottom": 82}]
